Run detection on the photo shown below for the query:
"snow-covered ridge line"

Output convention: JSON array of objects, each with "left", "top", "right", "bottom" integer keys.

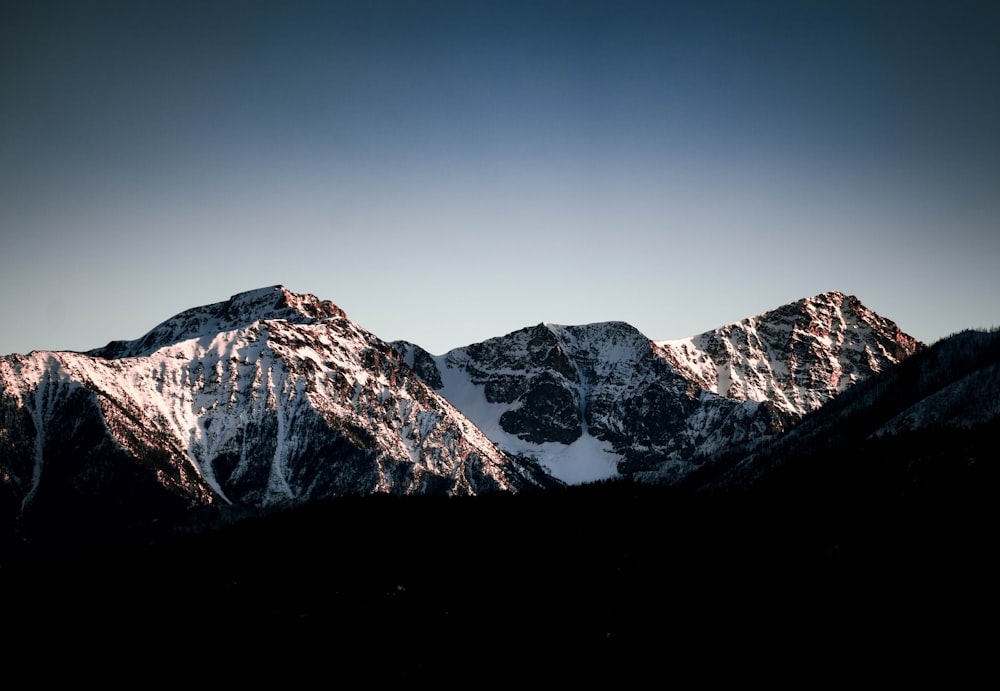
[{"left": 1, "top": 285, "right": 924, "bottom": 535}]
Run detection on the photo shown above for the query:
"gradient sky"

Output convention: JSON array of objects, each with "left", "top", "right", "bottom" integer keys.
[{"left": 2, "top": 0, "right": 998, "bottom": 356}]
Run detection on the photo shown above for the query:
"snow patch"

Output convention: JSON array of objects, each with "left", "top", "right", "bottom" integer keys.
[{"left": 434, "top": 353, "right": 620, "bottom": 484}]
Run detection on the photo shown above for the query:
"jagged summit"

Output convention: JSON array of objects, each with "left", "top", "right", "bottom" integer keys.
[
  {"left": 89, "top": 285, "right": 347, "bottom": 359},
  {"left": 656, "top": 290, "right": 923, "bottom": 418}
]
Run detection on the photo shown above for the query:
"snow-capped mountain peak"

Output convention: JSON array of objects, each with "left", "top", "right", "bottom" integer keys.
[
  {"left": 656, "top": 291, "right": 922, "bottom": 418},
  {"left": 1, "top": 287, "right": 554, "bottom": 537},
  {"left": 88, "top": 285, "right": 347, "bottom": 359}
]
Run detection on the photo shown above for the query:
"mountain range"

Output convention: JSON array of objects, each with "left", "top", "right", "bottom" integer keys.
[
  {"left": 2, "top": 284, "right": 996, "bottom": 676},
  {"left": 3, "top": 284, "right": 994, "bottom": 548},
  {"left": 395, "top": 289, "right": 921, "bottom": 485}
]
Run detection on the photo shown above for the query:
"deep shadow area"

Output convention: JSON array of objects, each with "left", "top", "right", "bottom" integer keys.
[{"left": 2, "top": 425, "right": 994, "bottom": 682}]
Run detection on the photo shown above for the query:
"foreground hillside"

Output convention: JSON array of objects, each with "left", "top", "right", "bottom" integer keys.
[{"left": 2, "top": 425, "right": 993, "bottom": 679}]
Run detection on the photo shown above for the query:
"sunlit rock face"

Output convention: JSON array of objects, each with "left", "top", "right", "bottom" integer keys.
[{"left": 656, "top": 291, "right": 922, "bottom": 418}]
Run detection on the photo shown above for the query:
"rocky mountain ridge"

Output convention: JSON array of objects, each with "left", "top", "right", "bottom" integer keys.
[{"left": 1, "top": 285, "right": 923, "bottom": 539}]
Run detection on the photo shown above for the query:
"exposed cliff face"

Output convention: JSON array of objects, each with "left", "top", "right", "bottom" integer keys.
[
  {"left": 398, "top": 322, "right": 779, "bottom": 484},
  {"left": 0, "top": 286, "right": 552, "bottom": 536}
]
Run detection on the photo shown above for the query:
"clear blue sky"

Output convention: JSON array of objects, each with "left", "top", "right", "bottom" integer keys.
[{"left": 2, "top": 0, "right": 998, "bottom": 356}]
